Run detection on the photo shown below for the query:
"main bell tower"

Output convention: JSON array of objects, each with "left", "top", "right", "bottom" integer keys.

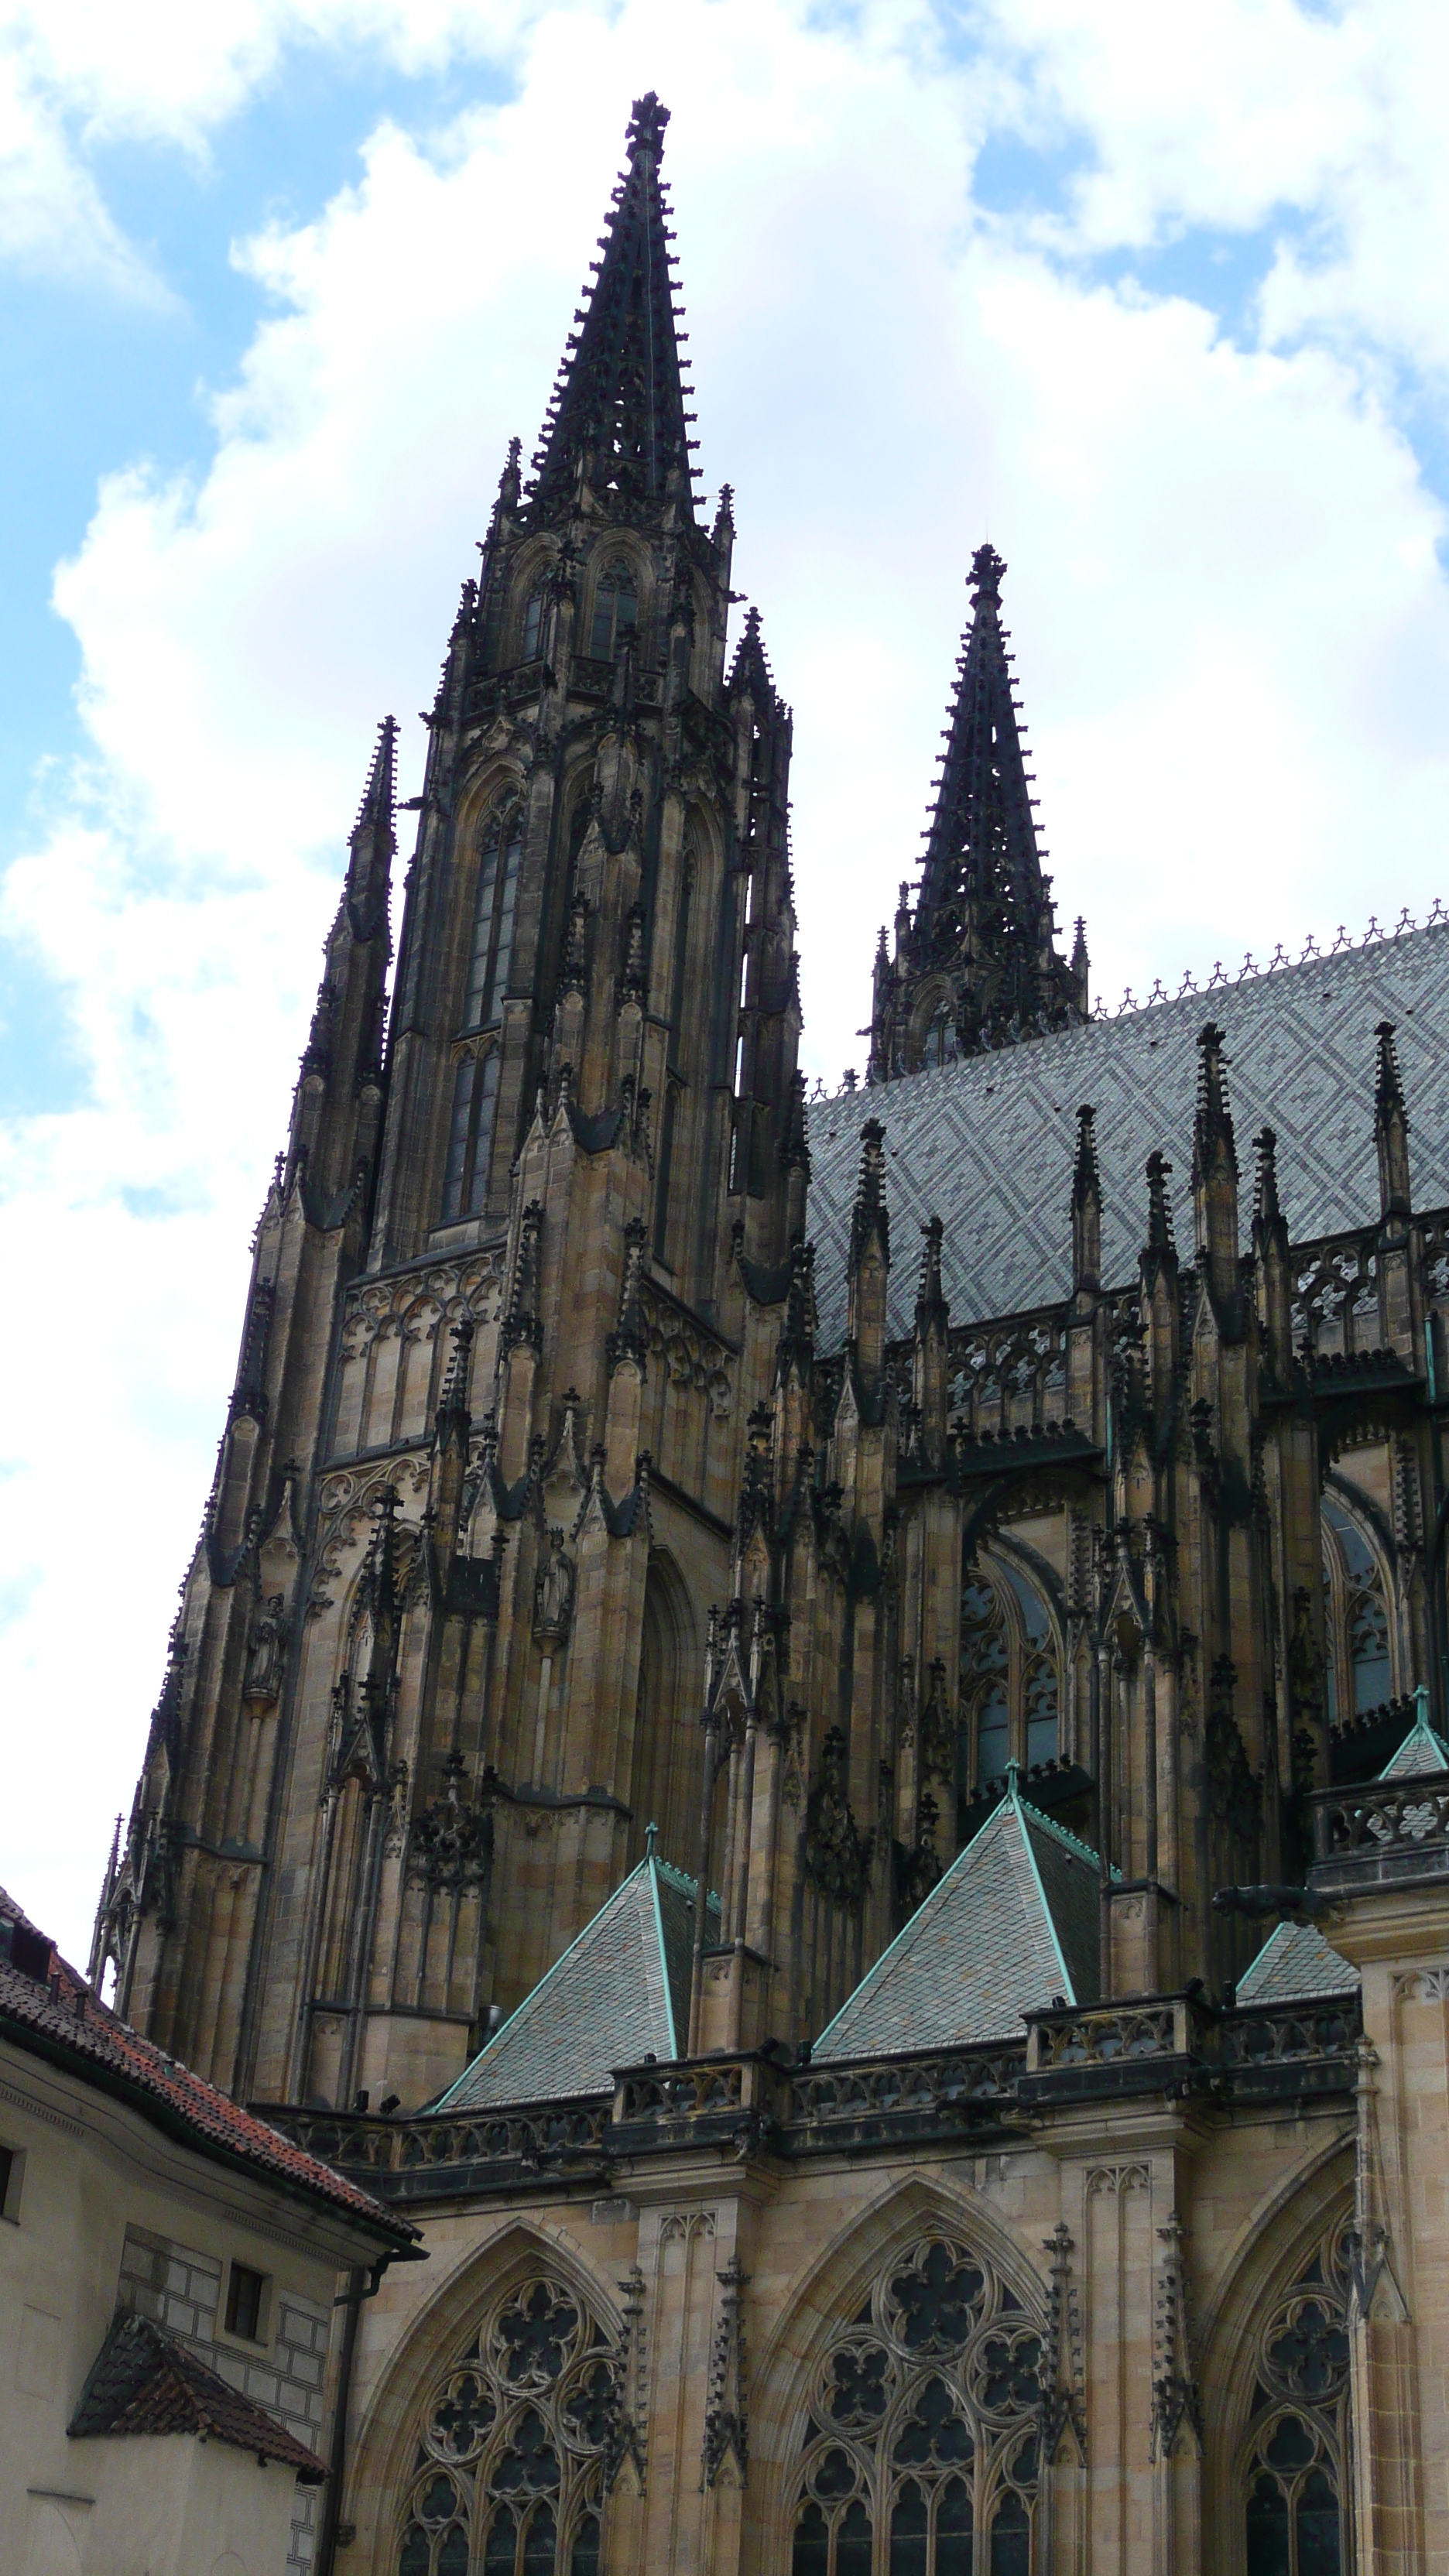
[{"left": 94, "top": 94, "right": 804, "bottom": 2115}]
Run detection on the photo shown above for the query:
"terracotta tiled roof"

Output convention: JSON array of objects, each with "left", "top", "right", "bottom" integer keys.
[
  {"left": 69, "top": 2311, "right": 325, "bottom": 2478},
  {"left": 0, "top": 1886, "right": 414, "bottom": 2247}
]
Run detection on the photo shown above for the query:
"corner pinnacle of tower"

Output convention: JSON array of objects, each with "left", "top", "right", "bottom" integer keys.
[{"left": 351, "top": 718, "right": 398, "bottom": 843}]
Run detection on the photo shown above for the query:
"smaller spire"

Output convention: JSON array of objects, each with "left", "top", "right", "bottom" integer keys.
[
  {"left": 1252, "top": 1126, "right": 1282, "bottom": 1228},
  {"left": 1145, "top": 1152, "right": 1175, "bottom": 1253},
  {"left": 351, "top": 716, "right": 397, "bottom": 842},
  {"left": 1192, "top": 1023, "right": 1238, "bottom": 1182},
  {"left": 726, "top": 604, "right": 779, "bottom": 705},
  {"left": 439, "top": 1315, "right": 474, "bottom": 1419},
  {"left": 849, "top": 1118, "right": 890, "bottom": 1270},
  {"left": 916, "top": 1215, "right": 947, "bottom": 1329},
  {"left": 1071, "top": 1104, "right": 1101, "bottom": 1297},
  {"left": 495, "top": 435, "right": 522, "bottom": 519},
  {"left": 501, "top": 1202, "right": 544, "bottom": 1358},
  {"left": 713, "top": 483, "right": 735, "bottom": 545},
  {"left": 1374, "top": 1019, "right": 1412, "bottom": 1221}
]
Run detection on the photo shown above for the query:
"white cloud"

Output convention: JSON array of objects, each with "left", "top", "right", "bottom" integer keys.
[{"left": 7, "top": 0, "right": 1449, "bottom": 1959}]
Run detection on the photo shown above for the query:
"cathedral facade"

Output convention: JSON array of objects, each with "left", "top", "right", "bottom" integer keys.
[{"left": 93, "top": 91, "right": 1449, "bottom": 2576}]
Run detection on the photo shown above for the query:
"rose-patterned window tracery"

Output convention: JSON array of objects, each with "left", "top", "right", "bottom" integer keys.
[
  {"left": 790, "top": 2236, "right": 1042, "bottom": 2576},
  {"left": 398, "top": 2274, "right": 617, "bottom": 2576},
  {"left": 1239, "top": 2218, "right": 1349, "bottom": 2576}
]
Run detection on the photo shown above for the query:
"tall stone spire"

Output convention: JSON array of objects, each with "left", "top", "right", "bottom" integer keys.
[
  {"left": 868, "top": 544, "right": 1086, "bottom": 1078},
  {"left": 528, "top": 91, "right": 697, "bottom": 524}
]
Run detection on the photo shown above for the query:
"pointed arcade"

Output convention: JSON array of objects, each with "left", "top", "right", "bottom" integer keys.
[{"left": 528, "top": 93, "right": 697, "bottom": 522}]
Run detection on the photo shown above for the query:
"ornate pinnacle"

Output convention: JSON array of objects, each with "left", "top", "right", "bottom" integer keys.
[
  {"left": 1375, "top": 1019, "right": 1407, "bottom": 1117},
  {"left": 1192, "top": 1022, "right": 1238, "bottom": 1181},
  {"left": 609, "top": 1216, "right": 649, "bottom": 1373},
  {"left": 1252, "top": 1127, "right": 1283, "bottom": 1228},
  {"left": 849, "top": 1118, "right": 889, "bottom": 1269},
  {"left": 916, "top": 1215, "right": 947, "bottom": 1328},
  {"left": 625, "top": 91, "right": 670, "bottom": 158},
  {"left": 351, "top": 717, "right": 397, "bottom": 842},
  {"left": 440, "top": 1315, "right": 474, "bottom": 1417},
  {"left": 1145, "top": 1152, "right": 1175, "bottom": 1253},
  {"left": 1072, "top": 1104, "right": 1100, "bottom": 1211},
  {"left": 968, "top": 541, "right": 1006, "bottom": 603}
]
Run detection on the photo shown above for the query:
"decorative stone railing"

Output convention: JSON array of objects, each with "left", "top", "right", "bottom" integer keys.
[
  {"left": 256, "top": 1987, "right": 1364, "bottom": 2197},
  {"left": 1309, "top": 1770, "right": 1449, "bottom": 1890}
]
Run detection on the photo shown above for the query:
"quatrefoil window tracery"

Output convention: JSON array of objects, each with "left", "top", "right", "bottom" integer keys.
[
  {"left": 399, "top": 2274, "right": 616, "bottom": 2576},
  {"left": 791, "top": 2235, "right": 1043, "bottom": 2576}
]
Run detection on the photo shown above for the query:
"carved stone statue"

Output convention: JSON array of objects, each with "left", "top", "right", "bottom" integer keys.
[
  {"left": 242, "top": 1595, "right": 287, "bottom": 1706},
  {"left": 533, "top": 1527, "right": 575, "bottom": 1644}
]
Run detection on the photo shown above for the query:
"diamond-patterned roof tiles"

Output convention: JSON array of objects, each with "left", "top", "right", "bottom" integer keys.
[
  {"left": 436, "top": 1851, "right": 718, "bottom": 2109},
  {"left": 812, "top": 1783, "right": 1102, "bottom": 2060},
  {"left": 809, "top": 923, "right": 1449, "bottom": 1344},
  {"left": 1235, "top": 1919, "right": 1359, "bottom": 2006}
]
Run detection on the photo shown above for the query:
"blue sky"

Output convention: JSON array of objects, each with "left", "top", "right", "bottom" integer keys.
[{"left": 5, "top": 0, "right": 1449, "bottom": 1961}]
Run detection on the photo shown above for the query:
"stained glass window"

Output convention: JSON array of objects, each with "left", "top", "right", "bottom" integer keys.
[
  {"left": 790, "top": 2237, "right": 1040, "bottom": 2576},
  {"left": 1239, "top": 2218, "right": 1348, "bottom": 2576},
  {"left": 397, "top": 2273, "right": 618, "bottom": 2576},
  {"left": 958, "top": 1553, "right": 1061, "bottom": 1797},
  {"left": 589, "top": 564, "right": 637, "bottom": 661},
  {"left": 441, "top": 1050, "right": 500, "bottom": 1225},
  {"left": 1321, "top": 1494, "right": 1392, "bottom": 1719},
  {"left": 465, "top": 807, "right": 525, "bottom": 1032}
]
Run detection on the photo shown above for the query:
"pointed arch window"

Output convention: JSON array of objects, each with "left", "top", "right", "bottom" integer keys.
[
  {"left": 396, "top": 2271, "right": 618, "bottom": 2576},
  {"left": 1321, "top": 1493, "right": 1392, "bottom": 1721},
  {"left": 465, "top": 805, "right": 525, "bottom": 1031},
  {"left": 957, "top": 1551, "right": 1060, "bottom": 1803},
  {"left": 789, "top": 2236, "right": 1041, "bottom": 2576},
  {"left": 520, "top": 587, "right": 546, "bottom": 664},
  {"left": 927, "top": 1000, "right": 960, "bottom": 1070},
  {"left": 589, "top": 562, "right": 637, "bottom": 661},
  {"left": 1238, "top": 2218, "right": 1349, "bottom": 2576},
  {"left": 442, "top": 1047, "right": 500, "bottom": 1224},
  {"left": 653, "top": 1083, "right": 680, "bottom": 1266}
]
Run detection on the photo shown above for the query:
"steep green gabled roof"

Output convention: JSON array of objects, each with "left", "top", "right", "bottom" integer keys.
[
  {"left": 813, "top": 1776, "right": 1105, "bottom": 2062},
  {"left": 436, "top": 1850, "right": 717, "bottom": 2110},
  {"left": 1236, "top": 1919, "right": 1359, "bottom": 2006},
  {"left": 1379, "top": 1694, "right": 1449, "bottom": 1779}
]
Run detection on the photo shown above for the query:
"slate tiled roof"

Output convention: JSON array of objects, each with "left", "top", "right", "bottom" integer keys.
[
  {"left": 1379, "top": 1701, "right": 1449, "bottom": 1779},
  {"left": 813, "top": 1780, "right": 1103, "bottom": 2061},
  {"left": 0, "top": 1886, "right": 410, "bottom": 2245},
  {"left": 437, "top": 1851, "right": 718, "bottom": 2109},
  {"left": 1236, "top": 1920, "right": 1359, "bottom": 2006},
  {"left": 69, "top": 2310, "right": 324, "bottom": 2478},
  {"left": 808, "top": 922, "right": 1449, "bottom": 1342}
]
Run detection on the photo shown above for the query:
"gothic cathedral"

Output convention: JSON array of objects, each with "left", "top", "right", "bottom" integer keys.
[{"left": 93, "top": 91, "right": 1449, "bottom": 2576}]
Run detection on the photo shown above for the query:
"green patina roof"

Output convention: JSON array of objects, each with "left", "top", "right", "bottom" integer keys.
[
  {"left": 437, "top": 1849, "right": 718, "bottom": 2109},
  {"left": 813, "top": 1777, "right": 1105, "bottom": 2061},
  {"left": 1236, "top": 1919, "right": 1359, "bottom": 2005},
  {"left": 1379, "top": 1693, "right": 1449, "bottom": 1780}
]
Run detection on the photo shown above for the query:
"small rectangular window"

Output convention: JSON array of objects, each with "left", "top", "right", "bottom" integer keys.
[
  {"left": 225, "top": 2260, "right": 265, "bottom": 2342},
  {"left": 0, "top": 2144, "right": 17, "bottom": 2221}
]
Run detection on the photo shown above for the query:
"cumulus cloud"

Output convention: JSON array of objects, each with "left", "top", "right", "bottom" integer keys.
[{"left": 6, "top": 0, "right": 1449, "bottom": 1956}]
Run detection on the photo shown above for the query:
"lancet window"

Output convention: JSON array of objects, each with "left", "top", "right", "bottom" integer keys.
[
  {"left": 588, "top": 561, "right": 637, "bottom": 661},
  {"left": 520, "top": 587, "right": 546, "bottom": 663},
  {"left": 1321, "top": 1492, "right": 1392, "bottom": 1721},
  {"left": 1238, "top": 2217, "right": 1349, "bottom": 2576},
  {"left": 397, "top": 2273, "right": 618, "bottom": 2576},
  {"left": 464, "top": 805, "right": 525, "bottom": 1033},
  {"left": 790, "top": 2235, "right": 1042, "bottom": 2576},
  {"left": 957, "top": 1553, "right": 1060, "bottom": 1800},
  {"left": 441, "top": 1048, "right": 500, "bottom": 1225}
]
